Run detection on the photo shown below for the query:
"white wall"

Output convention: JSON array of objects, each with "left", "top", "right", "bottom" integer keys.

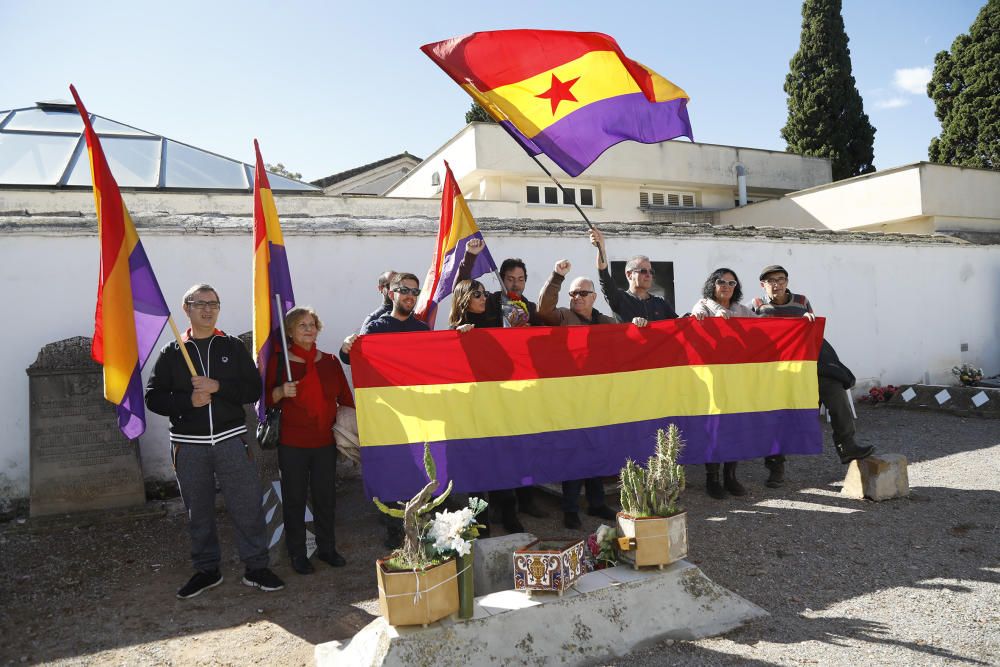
[{"left": 1, "top": 222, "right": 997, "bottom": 501}]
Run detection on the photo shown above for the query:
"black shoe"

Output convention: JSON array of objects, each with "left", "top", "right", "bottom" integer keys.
[
  {"left": 563, "top": 512, "right": 582, "bottom": 529},
  {"left": 317, "top": 550, "right": 347, "bottom": 567},
  {"left": 706, "top": 464, "right": 726, "bottom": 499},
  {"left": 837, "top": 442, "right": 875, "bottom": 465},
  {"left": 501, "top": 508, "right": 525, "bottom": 534},
  {"left": 765, "top": 461, "right": 785, "bottom": 489},
  {"left": 176, "top": 570, "right": 223, "bottom": 599},
  {"left": 586, "top": 505, "right": 618, "bottom": 521},
  {"left": 290, "top": 555, "right": 314, "bottom": 575},
  {"left": 242, "top": 568, "right": 285, "bottom": 592},
  {"left": 723, "top": 462, "right": 747, "bottom": 496}
]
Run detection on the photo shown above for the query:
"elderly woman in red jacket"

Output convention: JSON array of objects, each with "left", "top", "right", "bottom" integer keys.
[{"left": 267, "top": 306, "right": 354, "bottom": 575}]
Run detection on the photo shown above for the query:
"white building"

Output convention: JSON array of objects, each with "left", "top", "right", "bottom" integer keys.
[{"left": 1, "top": 103, "right": 998, "bottom": 505}]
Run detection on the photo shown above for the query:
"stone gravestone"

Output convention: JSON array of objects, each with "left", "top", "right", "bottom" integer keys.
[{"left": 27, "top": 336, "right": 146, "bottom": 517}]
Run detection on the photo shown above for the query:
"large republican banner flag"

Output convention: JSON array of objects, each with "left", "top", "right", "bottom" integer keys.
[
  {"left": 421, "top": 30, "right": 694, "bottom": 177},
  {"left": 353, "top": 317, "right": 825, "bottom": 501},
  {"left": 251, "top": 140, "right": 295, "bottom": 419},
  {"left": 70, "top": 85, "right": 170, "bottom": 440},
  {"left": 414, "top": 161, "right": 497, "bottom": 327}
]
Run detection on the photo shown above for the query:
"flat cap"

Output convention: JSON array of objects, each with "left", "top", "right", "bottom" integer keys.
[{"left": 758, "top": 265, "right": 788, "bottom": 281}]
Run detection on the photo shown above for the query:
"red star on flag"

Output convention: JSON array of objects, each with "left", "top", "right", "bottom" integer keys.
[{"left": 536, "top": 73, "right": 580, "bottom": 114}]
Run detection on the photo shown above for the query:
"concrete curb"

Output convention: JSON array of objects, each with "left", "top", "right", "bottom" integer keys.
[{"left": 316, "top": 560, "right": 768, "bottom": 666}]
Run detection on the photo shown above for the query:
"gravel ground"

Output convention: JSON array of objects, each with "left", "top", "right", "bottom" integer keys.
[{"left": 1, "top": 404, "right": 997, "bottom": 666}]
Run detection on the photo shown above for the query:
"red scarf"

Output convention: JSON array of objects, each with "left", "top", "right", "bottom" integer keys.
[{"left": 289, "top": 343, "right": 329, "bottom": 429}]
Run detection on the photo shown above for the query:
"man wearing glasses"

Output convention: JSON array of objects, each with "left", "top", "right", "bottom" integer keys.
[
  {"left": 339, "top": 272, "right": 429, "bottom": 547},
  {"left": 341, "top": 273, "right": 429, "bottom": 362},
  {"left": 536, "top": 259, "right": 622, "bottom": 529},
  {"left": 751, "top": 265, "right": 874, "bottom": 488},
  {"left": 145, "top": 284, "right": 284, "bottom": 599},
  {"left": 589, "top": 228, "right": 678, "bottom": 325}
]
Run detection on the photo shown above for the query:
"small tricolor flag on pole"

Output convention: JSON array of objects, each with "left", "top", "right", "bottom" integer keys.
[
  {"left": 70, "top": 85, "right": 171, "bottom": 439},
  {"left": 422, "top": 30, "right": 694, "bottom": 177},
  {"left": 251, "top": 140, "right": 296, "bottom": 419},
  {"left": 415, "top": 161, "right": 497, "bottom": 328}
]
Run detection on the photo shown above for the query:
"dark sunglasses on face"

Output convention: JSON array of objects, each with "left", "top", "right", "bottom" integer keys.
[
  {"left": 568, "top": 290, "right": 594, "bottom": 298},
  {"left": 630, "top": 268, "right": 655, "bottom": 276},
  {"left": 715, "top": 279, "right": 738, "bottom": 287},
  {"left": 394, "top": 287, "right": 421, "bottom": 296},
  {"left": 470, "top": 290, "right": 487, "bottom": 298}
]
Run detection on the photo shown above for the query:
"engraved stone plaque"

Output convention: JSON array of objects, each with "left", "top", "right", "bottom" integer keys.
[{"left": 27, "top": 337, "right": 145, "bottom": 517}]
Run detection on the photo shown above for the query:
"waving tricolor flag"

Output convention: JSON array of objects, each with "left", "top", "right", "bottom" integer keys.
[
  {"left": 422, "top": 30, "right": 694, "bottom": 177},
  {"left": 414, "top": 161, "right": 497, "bottom": 327},
  {"left": 70, "top": 85, "right": 171, "bottom": 439},
  {"left": 251, "top": 140, "right": 295, "bottom": 418}
]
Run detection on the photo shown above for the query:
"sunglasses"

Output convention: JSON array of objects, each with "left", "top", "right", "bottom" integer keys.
[
  {"left": 393, "top": 287, "right": 421, "bottom": 296},
  {"left": 470, "top": 290, "right": 487, "bottom": 298},
  {"left": 568, "top": 290, "right": 594, "bottom": 298},
  {"left": 629, "top": 268, "right": 655, "bottom": 276},
  {"left": 715, "top": 279, "right": 738, "bottom": 287}
]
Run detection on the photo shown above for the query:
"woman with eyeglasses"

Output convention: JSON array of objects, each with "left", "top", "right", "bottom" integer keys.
[
  {"left": 690, "top": 268, "right": 757, "bottom": 499},
  {"left": 266, "top": 306, "right": 355, "bottom": 575},
  {"left": 448, "top": 279, "right": 524, "bottom": 534}
]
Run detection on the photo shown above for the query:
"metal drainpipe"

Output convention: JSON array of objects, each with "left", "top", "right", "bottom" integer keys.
[{"left": 736, "top": 164, "right": 748, "bottom": 207}]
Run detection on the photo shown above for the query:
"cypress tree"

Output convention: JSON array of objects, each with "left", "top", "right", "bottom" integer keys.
[
  {"left": 927, "top": 0, "right": 1000, "bottom": 170},
  {"left": 465, "top": 102, "right": 496, "bottom": 124},
  {"left": 781, "top": 0, "right": 876, "bottom": 180}
]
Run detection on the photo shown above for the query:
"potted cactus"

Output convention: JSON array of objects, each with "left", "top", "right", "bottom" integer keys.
[
  {"left": 616, "top": 424, "right": 688, "bottom": 569},
  {"left": 373, "top": 443, "right": 485, "bottom": 626}
]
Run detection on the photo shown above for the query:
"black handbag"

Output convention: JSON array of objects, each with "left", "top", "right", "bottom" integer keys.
[
  {"left": 256, "top": 405, "right": 282, "bottom": 450},
  {"left": 256, "top": 345, "right": 288, "bottom": 450}
]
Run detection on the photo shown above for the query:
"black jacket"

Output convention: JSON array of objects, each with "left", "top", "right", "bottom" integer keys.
[
  {"left": 818, "top": 339, "right": 856, "bottom": 390},
  {"left": 145, "top": 333, "right": 261, "bottom": 444}
]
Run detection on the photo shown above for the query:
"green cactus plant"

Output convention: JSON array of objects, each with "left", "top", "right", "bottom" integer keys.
[
  {"left": 373, "top": 443, "right": 453, "bottom": 569},
  {"left": 619, "top": 424, "right": 686, "bottom": 518}
]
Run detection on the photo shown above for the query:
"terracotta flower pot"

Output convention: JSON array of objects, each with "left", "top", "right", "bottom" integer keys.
[
  {"left": 616, "top": 511, "right": 687, "bottom": 569},
  {"left": 376, "top": 558, "right": 459, "bottom": 627}
]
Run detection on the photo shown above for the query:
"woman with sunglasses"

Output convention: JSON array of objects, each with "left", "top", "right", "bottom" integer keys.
[
  {"left": 448, "top": 279, "right": 524, "bottom": 534},
  {"left": 690, "top": 268, "right": 757, "bottom": 499}
]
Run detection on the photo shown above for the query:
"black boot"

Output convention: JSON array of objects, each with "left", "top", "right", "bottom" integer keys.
[
  {"left": 705, "top": 463, "right": 726, "bottom": 499},
  {"left": 723, "top": 462, "right": 747, "bottom": 496},
  {"left": 516, "top": 487, "right": 549, "bottom": 518},
  {"left": 500, "top": 497, "right": 524, "bottom": 533},
  {"left": 764, "top": 456, "right": 785, "bottom": 489},
  {"left": 835, "top": 440, "right": 875, "bottom": 464}
]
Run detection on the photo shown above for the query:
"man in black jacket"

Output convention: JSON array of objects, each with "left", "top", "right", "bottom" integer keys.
[{"left": 145, "top": 284, "right": 284, "bottom": 599}]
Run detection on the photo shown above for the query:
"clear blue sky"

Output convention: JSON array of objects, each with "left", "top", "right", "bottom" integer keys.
[{"left": 1, "top": 0, "right": 986, "bottom": 182}]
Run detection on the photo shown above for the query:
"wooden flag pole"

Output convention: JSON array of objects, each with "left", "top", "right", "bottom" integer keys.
[{"left": 167, "top": 315, "right": 198, "bottom": 377}]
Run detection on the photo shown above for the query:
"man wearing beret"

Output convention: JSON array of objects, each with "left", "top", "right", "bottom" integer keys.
[{"left": 752, "top": 265, "right": 874, "bottom": 488}]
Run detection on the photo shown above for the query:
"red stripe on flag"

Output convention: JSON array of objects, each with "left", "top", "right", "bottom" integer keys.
[
  {"left": 352, "top": 317, "right": 825, "bottom": 389},
  {"left": 422, "top": 30, "right": 631, "bottom": 92}
]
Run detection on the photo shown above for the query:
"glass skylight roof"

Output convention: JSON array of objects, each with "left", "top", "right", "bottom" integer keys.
[{"left": 0, "top": 102, "right": 319, "bottom": 192}]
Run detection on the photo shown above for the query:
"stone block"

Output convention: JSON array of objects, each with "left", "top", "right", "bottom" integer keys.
[
  {"left": 842, "top": 454, "right": 909, "bottom": 501},
  {"left": 473, "top": 532, "right": 536, "bottom": 597},
  {"left": 316, "top": 561, "right": 769, "bottom": 666}
]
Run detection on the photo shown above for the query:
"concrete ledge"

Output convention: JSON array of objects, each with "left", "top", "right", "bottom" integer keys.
[
  {"left": 886, "top": 384, "right": 1000, "bottom": 418},
  {"left": 316, "top": 561, "right": 768, "bottom": 666},
  {"left": 842, "top": 454, "right": 909, "bottom": 501}
]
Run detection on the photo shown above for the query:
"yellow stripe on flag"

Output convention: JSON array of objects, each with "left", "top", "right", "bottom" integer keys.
[{"left": 356, "top": 361, "right": 818, "bottom": 446}]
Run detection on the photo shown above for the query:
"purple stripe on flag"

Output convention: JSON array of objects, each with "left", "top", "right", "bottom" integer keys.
[
  {"left": 499, "top": 120, "right": 543, "bottom": 156},
  {"left": 361, "top": 408, "right": 821, "bottom": 501},
  {"left": 532, "top": 94, "right": 693, "bottom": 177},
  {"left": 127, "top": 242, "right": 170, "bottom": 367},
  {"left": 267, "top": 243, "right": 295, "bottom": 315},
  {"left": 116, "top": 364, "right": 146, "bottom": 440},
  {"left": 431, "top": 232, "right": 498, "bottom": 304}
]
